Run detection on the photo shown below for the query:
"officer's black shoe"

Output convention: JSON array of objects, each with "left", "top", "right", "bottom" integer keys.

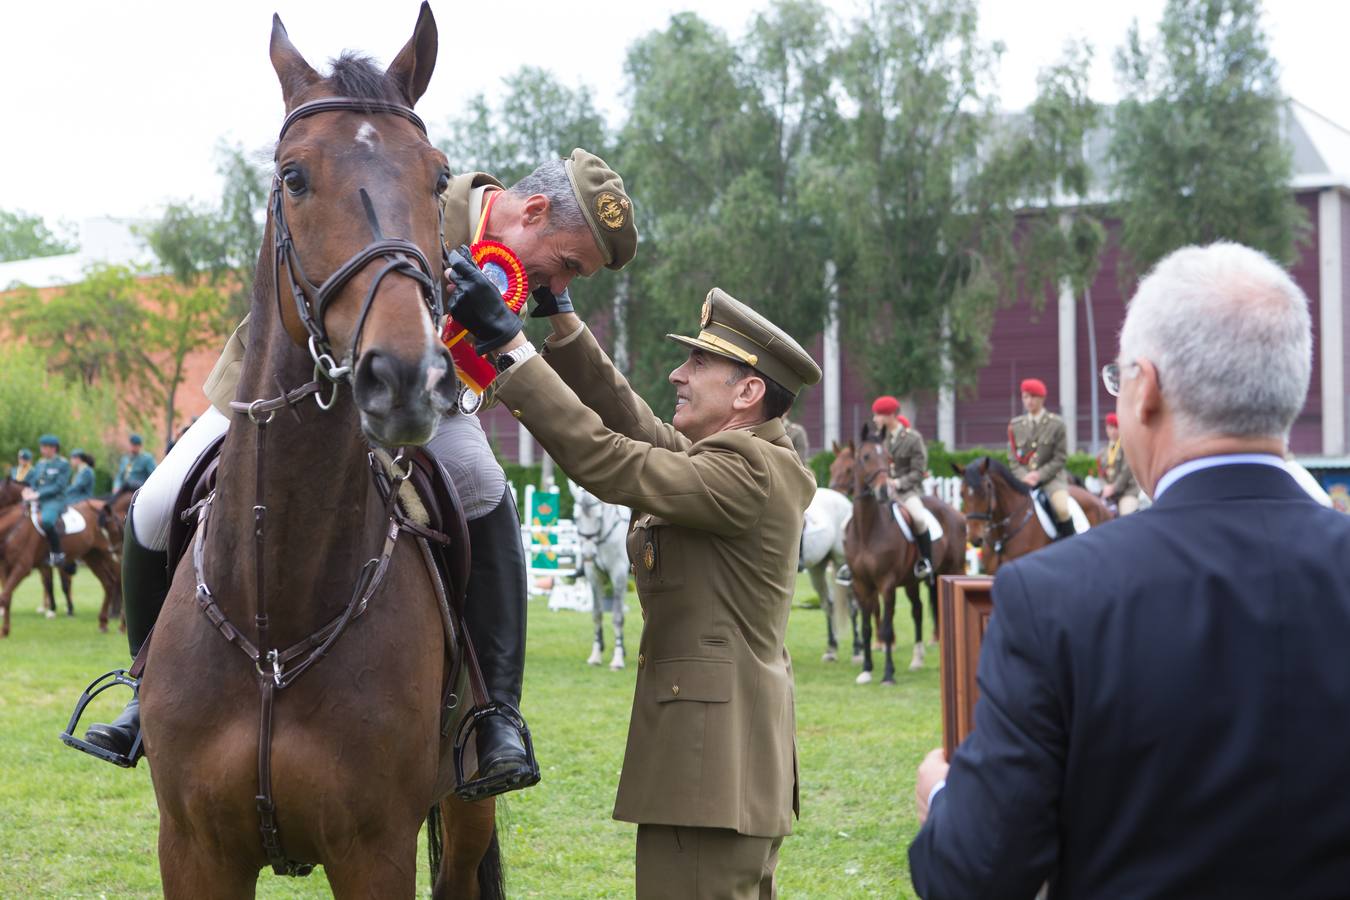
[
  {"left": 460, "top": 485, "right": 540, "bottom": 799},
  {"left": 84, "top": 695, "right": 140, "bottom": 758},
  {"left": 1054, "top": 516, "right": 1076, "bottom": 540},
  {"left": 914, "top": 530, "right": 935, "bottom": 581}
]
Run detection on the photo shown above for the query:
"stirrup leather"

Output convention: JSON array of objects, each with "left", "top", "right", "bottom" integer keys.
[
  {"left": 452, "top": 702, "right": 540, "bottom": 802},
  {"left": 60, "top": 669, "right": 143, "bottom": 768}
]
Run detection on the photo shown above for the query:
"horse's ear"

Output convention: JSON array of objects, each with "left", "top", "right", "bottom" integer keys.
[
  {"left": 270, "top": 15, "right": 320, "bottom": 108},
  {"left": 386, "top": 1, "right": 437, "bottom": 107},
  {"left": 831, "top": 441, "right": 839, "bottom": 454},
  {"left": 950, "top": 461, "right": 964, "bottom": 477},
  {"left": 978, "top": 456, "right": 990, "bottom": 474}
]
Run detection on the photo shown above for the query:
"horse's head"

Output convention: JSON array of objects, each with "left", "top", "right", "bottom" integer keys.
[
  {"left": 266, "top": 3, "right": 455, "bottom": 446},
  {"left": 0, "top": 476, "right": 23, "bottom": 510},
  {"left": 828, "top": 441, "right": 855, "bottom": 495},
  {"left": 854, "top": 424, "right": 890, "bottom": 501},
  {"left": 572, "top": 485, "right": 602, "bottom": 531},
  {"left": 955, "top": 457, "right": 996, "bottom": 547}
]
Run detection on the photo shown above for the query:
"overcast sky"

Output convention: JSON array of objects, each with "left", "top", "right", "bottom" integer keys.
[{"left": 3, "top": 0, "right": 1345, "bottom": 230}]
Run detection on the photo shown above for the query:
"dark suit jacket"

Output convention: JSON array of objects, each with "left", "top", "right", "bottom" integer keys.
[{"left": 909, "top": 463, "right": 1350, "bottom": 899}]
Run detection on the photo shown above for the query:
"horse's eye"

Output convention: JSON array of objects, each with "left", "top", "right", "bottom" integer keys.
[
  {"left": 435, "top": 171, "right": 450, "bottom": 195},
  {"left": 282, "top": 168, "right": 307, "bottom": 196}
]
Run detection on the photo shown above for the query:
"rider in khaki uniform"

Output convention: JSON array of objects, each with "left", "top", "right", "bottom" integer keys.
[
  {"left": 873, "top": 397, "right": 934, "bottom": 581},
  {"left": 1008, "top": 377, "right": 1074, "bottom": 539},
  {"left": 80, "top": 150, "right": 636, "bottom": 798},
  {"left": 1099, "top": 412, "right": 1140, "bottom": 515},
  {"left": 447, "top": 270, "right": 820, "bottom": 898}
]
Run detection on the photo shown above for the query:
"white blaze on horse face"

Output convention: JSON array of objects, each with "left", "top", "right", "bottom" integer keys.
[{"left": 355, "top": 121, "right": 378, "bottom": 150}]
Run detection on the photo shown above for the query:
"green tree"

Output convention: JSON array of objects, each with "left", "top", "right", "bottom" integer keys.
[
  {"left": 0, "top": 209, "right": 77, "bottom": 263},
  {"left": 1109, "top": 0, "right": 1305, "bottom": 271}
]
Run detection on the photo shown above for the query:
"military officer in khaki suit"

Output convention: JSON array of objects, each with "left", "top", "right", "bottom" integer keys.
[
  {"left": 872, "top": 396, "right": 934, "bottom": 581},
  {"left": 79, "top": 150, "right": 638, "bottom": 801},
  {"left": 1008, "top": 377, "right": 1074, "bottom": 538},
  {"left": 1098, "top": 412, "right": 1140, "bottom": 515},
  {"left": 447, "top": 266, "right": 819, "bottom": 897}
]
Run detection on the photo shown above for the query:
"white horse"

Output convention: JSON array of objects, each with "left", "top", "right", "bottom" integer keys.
[
  {"left": 572, "top": 484, "right": 630, "bottom": 670},
  {"left": 801, "top": 487, "right": 854, "bottom": 662}
]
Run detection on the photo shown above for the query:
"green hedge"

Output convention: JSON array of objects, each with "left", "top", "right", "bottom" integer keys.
[{"left": 806, "top": 441, "right": 1096, "bottom": 489}]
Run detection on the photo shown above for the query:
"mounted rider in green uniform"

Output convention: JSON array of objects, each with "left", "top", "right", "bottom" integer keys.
[
  {"left": 112, "top": 434, "right": 156, "bottom": 494},
  {"left": 11, "top": 448, "right": 33, "bottom": 484},
  {"left": 24, "top": 435, "right": 72, "bottom": 567},
  {"left": 67, "top": 450, "right": 96, "bottom": 505}
]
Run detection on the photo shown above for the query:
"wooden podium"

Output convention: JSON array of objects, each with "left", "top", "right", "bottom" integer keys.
[{"left": 938, "top": 575, "right": 995, "bottom": 759}]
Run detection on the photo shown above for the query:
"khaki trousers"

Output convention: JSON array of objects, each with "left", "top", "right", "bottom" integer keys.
[
  {"left": 898, "top": 492, "right": 928, "bottom": 534},
  {"left": 636, "top": 824, "right": 782, "bottom": 899}
]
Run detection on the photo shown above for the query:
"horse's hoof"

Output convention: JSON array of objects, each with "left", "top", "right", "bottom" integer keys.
[
  {"left": 822, "top": 650, "right": 837, "bottom": 663},
  {"left": 851, "top": 653, "right": 864, "bottom": 665},
  {"left": 910, "top": 643, "right": 927, "bottom": 671},
  {"left": 99, "top": 624, "right": 109, "bottom": 634},
  {"left": 44, "top": 610, "right": 56, "bottom": 620},
  {"left": 35, "top": 605, "right": 46, "bottom": 614},
  {"left": 610, "top": 648, "right": 626, "bottom": 670},
  {"left": 881, "top": 678, "right": 896, "bottom": 687},
  {"left": 586, "top": 643, "right": 603, "bottom": 666},
  {"left": 855, "top": 671, "right": 873, "bottom": 685}
]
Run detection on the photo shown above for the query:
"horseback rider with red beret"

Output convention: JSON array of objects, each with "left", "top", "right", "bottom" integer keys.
[
  {"left": 872, "top": 396, "right": 935, "bottom": 582},
  {"left": 1008, "top": 378, "right": 1074, "bottom": 539},
  {"left": 1099, "top": 412, "right": 1140, "bottom": 515}
]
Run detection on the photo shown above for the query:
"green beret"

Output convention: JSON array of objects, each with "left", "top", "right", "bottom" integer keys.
[
  {"left": 563, "top": 148, "right": 637, "bottom": 271},
  {"left": 18, "top": 448, "right": 32, "bottom": 460},
  {"left": 38, "top": 434, "right": 59, "bottom": 447},
  {"left": 667, "top": 288, "right": 822, "bottom": 395},
  {"left": 129, "top": 433, "right": 143, "bottom": 445},
  {"left": 71, "top": 448, "right": 85, "bottom": 458}
]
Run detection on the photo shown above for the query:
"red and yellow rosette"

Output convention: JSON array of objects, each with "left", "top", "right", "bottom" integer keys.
[{"left": 442, "top": 239, "right": 529, "bottom": 394}]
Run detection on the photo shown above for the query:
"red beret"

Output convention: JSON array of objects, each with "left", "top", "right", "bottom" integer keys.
[
  {"left": 872, "top": 395, "right": 901, "bottom": 415},
  {"left": 1105, "top": 412, "right": 1119, "bottom": 427},
  {"left": 897, "top": 415, "right": 910, "bottom": 428},
  {"left": 1020, "top": 378, "right": 1047, "bottom": 398}
]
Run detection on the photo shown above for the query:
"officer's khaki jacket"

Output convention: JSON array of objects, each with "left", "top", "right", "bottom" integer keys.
[
  {"left": 202, "top": 172, "right": 503, "bottom": 414},
  {"left": 887, "top": 425, "right": 927, "bottom": 495},
  {"left": 1009, "top": 411, "right": 1068, "bottom": 490},
  {"left": 494, "top": 325, "right": 814, "bottom": 838},
  {"left": 1099, "top": 440, "right": 1139, "bottom": 499}
]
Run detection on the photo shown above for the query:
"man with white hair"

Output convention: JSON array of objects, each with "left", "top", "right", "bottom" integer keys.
[{"left": 908, "top": 242, "right": 1350, "bottom": 898}]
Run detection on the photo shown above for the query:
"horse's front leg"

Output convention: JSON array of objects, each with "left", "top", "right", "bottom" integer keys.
[
  {"left": 907, "top": 581, "right": 926, "bottom": 672},
  {"left": 810, "top": 563, "right": 837, "bottom": 661},
  {"left": 609, "top": 581, "right": 626, "bottom": 670},
  {"left": 39, "top": 565, "right": 55, "bottom": 615},
  {"left": 881, "top": 588, "right": 897, "bottom": 685},
  {"left": 855, "top": 586, "right": 874, "bottom": 685}
]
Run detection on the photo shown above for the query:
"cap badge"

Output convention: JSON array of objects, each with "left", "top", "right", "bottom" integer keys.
[
  {"left": 595, "top": 191, "right": 627, "bottom": 231},
  {"left": 642, "top": 541, "right": 655, "bottom": 571},
  {"left": 700, "top": 298, "right": 712, "bottom": 328}
]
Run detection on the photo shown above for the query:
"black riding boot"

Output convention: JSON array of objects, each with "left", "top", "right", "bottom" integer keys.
[
  {"left": 83, "top": 508, "right": 168, "bottom": 760},
  {"left": 43, "top": 522, "right": 65, "bottom": 567},
  {"left": 914, "top": 530, "right": 935, "bottom": 582},
  {"left": 460, "top": 485, "right": 539, "bottom": 800},
  {"left": 1054, "top": 515, "right": 1076, "bottom": 540}
]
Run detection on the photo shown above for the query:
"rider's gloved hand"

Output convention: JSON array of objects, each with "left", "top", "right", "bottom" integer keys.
[
  {"left": 446, "top": 245, "right": 524, "bottom": 355},
  {"left": 529, "top": 285, "right": 575, "bottom": 318}
]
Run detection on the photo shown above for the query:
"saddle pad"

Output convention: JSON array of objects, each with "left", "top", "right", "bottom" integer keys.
[
  {"left": 890, "top": 504, "right": 944, "bottom": 543},
  {"left": 1032, "top": 490, "right": 1089, "bottom": 538},
  {"left": 31, "top": 507, "right": 86, "bottom": 535}
]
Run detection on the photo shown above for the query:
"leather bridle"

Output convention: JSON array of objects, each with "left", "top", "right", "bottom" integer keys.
[
  {"left": 269, "top": 97, "right": 447, "bottom": 387},
  {"left": 964, "top": 473, "right": 1034, "bottom": 561}
]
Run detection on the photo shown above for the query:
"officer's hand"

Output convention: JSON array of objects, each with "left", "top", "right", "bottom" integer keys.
[
  {"left": 445, "top": 246, "right": 523, "bottom": 355},
  {"left": 1022, "top": 471, "right": 1041, "bottom": 487},
  {"left": 1102, "top": 483, "right": 1115, "bottom": 499},
  {"left": 529, "top": 285, "right": 575, "bottom": 319},
  {"left": 21, "top": 488, "right": 37, "bottom": 501}
]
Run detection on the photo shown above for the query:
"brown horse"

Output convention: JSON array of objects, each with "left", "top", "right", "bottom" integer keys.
[
  {"left": 954, "top": 456, "right": 1112, "bottom": 574},
  {"left": 0, "top": 477, "right": 71, "bottom": 618},
  {"left": 140, "top": 7, "right": 496, "bottom": 897},
  {"left": 0, "top": 500, "right": 122, "bottom": 636},
  {"left": 841, "top": 429, "right": 966, "bottom": 684}
]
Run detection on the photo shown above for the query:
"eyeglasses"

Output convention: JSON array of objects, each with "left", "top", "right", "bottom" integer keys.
[{"left": 1101, "top": 361, "right": 1139, "bottom": 398}]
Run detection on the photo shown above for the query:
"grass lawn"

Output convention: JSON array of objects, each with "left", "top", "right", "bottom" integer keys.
[{"left": 0, "top": 571, "right": 941, "bottom": 898}]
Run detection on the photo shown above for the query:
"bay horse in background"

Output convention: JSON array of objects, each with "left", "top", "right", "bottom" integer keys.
[
  {"left": 955, "top": 456, "right": 1112, "bottom": 575},
  {"left": 0, "top": 477, "right": 74, "bottom": 620},
  {"left": 0, "top": 496, "right": 122, "bottom": 637},
  {"left": 841, "top": 427, "right": 966, "bottom": 684},
  {"left": 138, "top": 7, "right": 500, "bottom": 897}
]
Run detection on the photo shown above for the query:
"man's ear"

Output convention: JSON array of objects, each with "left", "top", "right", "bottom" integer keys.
[
  {"left": 1134, "top": 358, "right": 1163, "bottom": 427},
  {"left": 520, "top": 193, "right": 551, "bottom": 228},
  {"left": 731, "top": 373, "right": 767, "bottom": 413}
]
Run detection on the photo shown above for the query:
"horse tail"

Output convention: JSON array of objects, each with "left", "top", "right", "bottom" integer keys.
[{"left": 476, "top": 824, "right": 505, "bottom": 900}]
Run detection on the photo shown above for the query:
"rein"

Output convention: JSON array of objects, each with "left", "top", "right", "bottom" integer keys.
[
  {"left": 576, "top": 503, "right": 624, "bottom": 546},
  {"left": 966, "top": 474, "right": 1035, "bottom": 561}
]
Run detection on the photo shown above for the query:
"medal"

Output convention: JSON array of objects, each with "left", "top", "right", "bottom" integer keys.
[{"left": 442, "top": 238, "right": 529, "bottom": 396}]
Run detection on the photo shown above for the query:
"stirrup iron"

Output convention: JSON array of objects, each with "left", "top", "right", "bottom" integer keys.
[
  {"left": 452, "top": 702, "right": 540, "bottom": 802},
  {"left": 59, "top": 669, "right": 143, "bottom": 768}
]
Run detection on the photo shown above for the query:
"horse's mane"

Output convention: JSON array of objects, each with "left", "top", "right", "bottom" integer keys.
[
  {"left": 965, "top": 457, "right": 1031, "bottom": 496},
  {"left": 326, "top": 52, "right": 406, "bottom": 105}
]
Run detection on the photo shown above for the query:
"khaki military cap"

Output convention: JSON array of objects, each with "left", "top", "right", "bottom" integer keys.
[
  {"left": 667, "top": 288, "right": 822, "bottom": 395},
  {"left": 563, "top": 148, "right": 637, "bottom": 271}
]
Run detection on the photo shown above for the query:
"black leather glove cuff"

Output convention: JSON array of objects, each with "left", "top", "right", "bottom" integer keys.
[
  {"left": 529, "top": 285, "right": 575, "bottom": 318},
  {"left": 447, "top": 247, "right": 524, "bottom": 354}
]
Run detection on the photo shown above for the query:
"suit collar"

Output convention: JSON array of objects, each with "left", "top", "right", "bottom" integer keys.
[
  {"left": 1153, "top": 460, "right": 1307, "bottom": 507},
  {"left": 750, "top": 417, "right": 792, "bottom": 449}
]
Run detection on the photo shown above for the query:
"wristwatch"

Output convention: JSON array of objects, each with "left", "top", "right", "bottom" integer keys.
[{"left": 493, "top": 342, "right": 537, "bottom": 373}]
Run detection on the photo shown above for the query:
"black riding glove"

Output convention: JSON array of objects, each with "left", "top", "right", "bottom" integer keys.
[
  {"left": 529, "top": 285, "right": 575, "bottom": 318},
  {"left": 446, "top": 245, "right": 524, "bottom": 355}
]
